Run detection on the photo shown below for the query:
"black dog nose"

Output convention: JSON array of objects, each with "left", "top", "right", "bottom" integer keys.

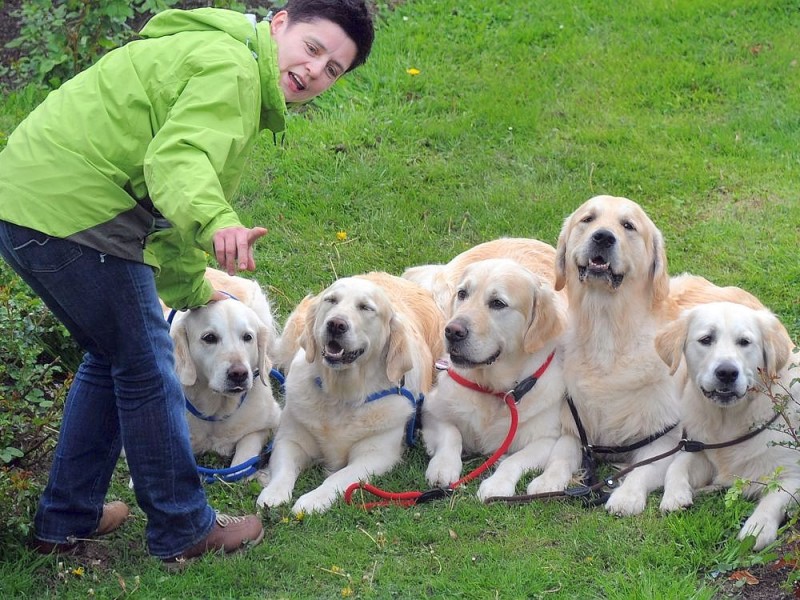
[
  {"left": 326, "top": 317, "right": 349, "bottom": 336},
  {"left": 591, "top": 228, "right": 616, "bottom": 248},
  {"left": 227, "top": 365, "right": 249, "bottom": 386},
  {"left": 445, "top": 320, "right": 469, "bottom": 343},
  {"left": 714, "top": 361, "right": 739, "bottom": 384}
]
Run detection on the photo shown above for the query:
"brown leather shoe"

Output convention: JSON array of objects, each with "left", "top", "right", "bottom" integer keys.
[
  {"left": 32, "top": 500, "right": 131, "bottom": 554},
  {"left": 162, "top": 513, "right": 264, "bottom": 570}
]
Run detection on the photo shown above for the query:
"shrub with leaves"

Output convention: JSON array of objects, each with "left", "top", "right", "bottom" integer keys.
[
  {"left": 0, "top": 261, "right": 79, "bottom": 541},
  {"left": 5, "top": 0, "right": 181, "bottom": 88}
]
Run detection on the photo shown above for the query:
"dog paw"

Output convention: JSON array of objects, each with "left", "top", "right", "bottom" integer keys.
[
  {"left": 659, "top": 490, "right": 693, "bottom": 513},
  {"left": 254, "top": 469, "right": 271, "bottom": 487},
  {"left": 526, "top": 472, "right": 568, "bottom": 496},
  {"left": 425, "top": 457, "right": 461, "bottom": 488},
  {"left": 477, "top": 476, "right": 517, "bottom": 502},
  {"left": 256, "top": 485, "right": 292, "bottom": 509},
  {"left": 292, "top": 489, "right": 335, "bottom": 515},
  {"left": 739, "top": 515, "right": 778, "bottom": 551},
  {"left": 605, "top": 487, "right": 647, "bottom": 516}
]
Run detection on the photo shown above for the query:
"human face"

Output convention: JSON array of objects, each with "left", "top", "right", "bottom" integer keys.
[{"left": 269, "top": 11, "right": 358, "bottom": 103}]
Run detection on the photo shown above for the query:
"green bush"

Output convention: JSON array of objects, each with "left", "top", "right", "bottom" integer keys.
[
  {"left": 5, "top": 0, "right": 181, "bottom": 88},
  {"left": 4, "top": 1, "right": 272, "bottom": 89},
  {"left": 0, "top": 262, "right": 78, "bottom": 541}
]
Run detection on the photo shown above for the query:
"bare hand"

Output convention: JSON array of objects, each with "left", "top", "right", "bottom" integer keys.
[{"left": 212, "top": 226, "right": 268, "bottom": 275}]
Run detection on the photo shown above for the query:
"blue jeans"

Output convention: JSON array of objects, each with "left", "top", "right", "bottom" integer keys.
[{"left": 0, "top": 220, "right": 216, "bottom": 558}]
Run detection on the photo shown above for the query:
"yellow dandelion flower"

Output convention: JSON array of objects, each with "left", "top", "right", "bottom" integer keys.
[
  {"left": 336, "top": 230, "right": 347, "bottom": 241},
  {"left": 295, "top": 511, "right": 305, "bottom": 521},
  {"left": 72, "top": 567, "right": 85, "bottom": 577},
  {"left": 406, "top": 68, "right": 421, "bottom": 76},
  {"left": 341, "top": 586, "right": 353, "bottom": 597},
  {"left": 331, "top": 565, "right": 344, "bottom": 574},
  {"left": 280, "top": 516, "right": 290, "bottom": 524}
]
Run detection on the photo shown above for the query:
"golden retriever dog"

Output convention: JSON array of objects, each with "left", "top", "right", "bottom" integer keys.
[
  {"left": 256, "top": 272, "right": 444, "bottom": 514},
  {"left": 656, "top": 302, "right": 798, "bottom": 550},
  {"left": 422, "top": 257, "right": 573, "bottom": 500},
  {"left": 402, "top": 238, "right": 560, "bottom": 317},
  {"left": 554, "top": 195, "right": 686, "bottom": 515},
  {"left": 167, "top": 268, "right": 281, "bottom": 474}
]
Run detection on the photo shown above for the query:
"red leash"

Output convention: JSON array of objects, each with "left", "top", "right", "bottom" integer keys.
[
  {"left": 343, "top": 394, "right": 519, "bottom": 509},
  {"left": 343, "top": 351, "right": 554, "bottom": 510}
]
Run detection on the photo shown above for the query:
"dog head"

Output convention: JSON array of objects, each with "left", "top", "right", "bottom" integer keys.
[
  {"left": 299, "top": 276, "right": 415, "bottom": 383},
  {"left": 171, "top": 299, "right": 273, "bottom": 395},
  {"left": 445, "top": 259, "right": 567, "bottom": 368},
  {"left": 655, "top": 302, "right": 793, "bottom": 406},
  {"left": 555, "top": 195, "right": 669, "bottom": 307}
]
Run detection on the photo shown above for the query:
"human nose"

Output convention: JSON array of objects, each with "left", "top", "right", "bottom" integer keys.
[{"left": 307, "top": 56, "right": 326, "bottom": 79}]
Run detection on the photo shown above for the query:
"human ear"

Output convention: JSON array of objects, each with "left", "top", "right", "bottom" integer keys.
[{"left": 269, "top": 10, "right": 289, "bottom": 35}]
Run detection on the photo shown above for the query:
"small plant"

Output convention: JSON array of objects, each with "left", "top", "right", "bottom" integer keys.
[
  {"left": 5, "top": 0, "right": 181, "bottom": 88},
  {"left": 0, "top": 262, "right": 78, "bottom": 542}
]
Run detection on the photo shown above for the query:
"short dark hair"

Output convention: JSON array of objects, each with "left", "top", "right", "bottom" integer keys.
[{"left": 282, "top": 0, "right": 374, "bottom": 72}]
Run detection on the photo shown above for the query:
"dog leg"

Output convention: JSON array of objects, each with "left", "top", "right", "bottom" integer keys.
[
  {"left": 740, "top": 485, "right": 798, "bottom": 550},
  {"left": 292, "top": 434, "right": 405, "bottom": 514},
  {"left": 256, "top": 438, "right": 312, "bottom": 509},
  {"left": 229, "top": 430, "right": 268, "bottom": 477},
  {"left": 526, "top": 433, "right": 583, "bottom": 495},
  {"left": 605, "top": 437, "right": 678, "bottom": 516},
  {"left": 477, "top": 436, "right": 558, "bottom": 501},
  {"left": 423, "top": 421, "right": 465, "bottom": 487},
  {"left": 660, "top": 451, "right": 713, "bottom": 513}
]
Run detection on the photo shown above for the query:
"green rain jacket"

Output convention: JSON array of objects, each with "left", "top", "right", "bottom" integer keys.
[{"left": 0, "top": 8, "right": 286, "bottom": 308}]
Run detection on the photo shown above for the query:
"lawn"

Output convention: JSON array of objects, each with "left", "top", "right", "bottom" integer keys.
[{"left": 1, "top": 0, "right": 798, "bottom": 598}]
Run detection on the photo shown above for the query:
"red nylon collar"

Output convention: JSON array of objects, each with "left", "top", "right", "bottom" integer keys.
[{"left": 446, "top": 350, "right": 556, "bottom": 401}]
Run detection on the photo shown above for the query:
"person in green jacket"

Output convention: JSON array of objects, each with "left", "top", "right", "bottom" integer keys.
[{"left": 0, "top": 0, "right": 373, "bottom": 566}]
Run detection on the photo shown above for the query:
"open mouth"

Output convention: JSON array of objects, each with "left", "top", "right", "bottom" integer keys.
[
  {"left": 289, "top": 72, "right": 306, "bottom": 91},
  {"left": 322, "top": 340, "right": 365, "bottom": 365},
  {"left": 578, "top": 256, "right": 624, "bottom": 288},
  {"left": 702, "top": 387, "right": 742, "bottom": 404},
  {"left": 448, "top": 347, "right": 501, "bottom": 368}
]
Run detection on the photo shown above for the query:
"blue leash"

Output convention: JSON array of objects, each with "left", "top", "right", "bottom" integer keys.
[{"left": 197, "top": 368, "right": 284, "bottom": 484}]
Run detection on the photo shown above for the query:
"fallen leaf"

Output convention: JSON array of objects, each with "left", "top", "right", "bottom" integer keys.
[{"left": 729, "top": 570, "right": 759, "bottom": 585}]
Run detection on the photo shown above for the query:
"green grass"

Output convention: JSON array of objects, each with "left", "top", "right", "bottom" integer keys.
[{"left": 1, "top": 0, "right": 799, "bottom": 597}]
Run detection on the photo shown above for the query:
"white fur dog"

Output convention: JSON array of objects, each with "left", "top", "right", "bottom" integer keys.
[
  {"left": 256, "top": 272, "right": 444, "bottom": 514},
  {"left": 422, "top": 257, "right": 573, "bottom": 500},
  {"left": 656, "top": 301, "right": 798, "bottom": 550},
  {"left": 168, "top": 268, "right": 281, "bottom": 477},
  {"left": 554, "top": 195, "right": 684, "bottom": 516}
]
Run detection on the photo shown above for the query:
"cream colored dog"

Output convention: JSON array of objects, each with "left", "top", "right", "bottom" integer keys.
[
  {"left": 657, "top": 302, "right": 799, "bottom": 550},
  {"left": 168, "top": 268, "right": 281, "bottom": 475},
  {"left": 555, "top": 195, "right": 685, "bottom": 515},
  {"left": 402, "top": 238, "right": 560, "bottom": 317},
  {"left": 422, "top": 257, "right": 573, "bottom": 500},
  {"left": 256, "top": 272, "right": 444, "bottom": 514}
]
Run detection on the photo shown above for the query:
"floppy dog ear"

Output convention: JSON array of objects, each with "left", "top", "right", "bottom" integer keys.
[
  {"left": 171, "top": 320, "right": 197, "bottom": 386},
  {"left": 757, "top": 310, "right": 792, "bottom": 377},
  {"left": 654, "top": 315, "right": 688, "bottom": 376},
  {"left": 524, "top": 284, "right": 567, "bottom": 354},
  {"left": 296, "top": 295, "right": 321, "bottom": 364},
  {"left": 554, "top": 216, "right": 571, "bottom": 292},
  {"left": 257, "top": 323, "right": 274, "bottom": 386},
  {"left": 386, "top": 313, "right": 415, "bottom": 383},
  {"left": 650, "top": 228, "right": 670, "bottom": 309}
]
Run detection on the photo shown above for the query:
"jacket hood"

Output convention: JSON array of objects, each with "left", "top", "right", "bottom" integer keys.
[{"left": 140, "top": 8, "right": 286, "bottom": 133}]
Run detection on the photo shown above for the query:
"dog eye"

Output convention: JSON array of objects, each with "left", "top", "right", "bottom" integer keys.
[
  {"left": 622, "top": 221, "right": 636, "bottom": 231},
  {"left": 580, "top": 215, "right": 594, "bottom": 223},
  {"left": 201, "top": 333, "right": 219, "bottom": 344},
  {"left": 698, "top": 335, "right": 713, "bottom": 346},
  {"left": 737, "top": 337, "right": 751, "bottom": 347},
  {"left": 242, "top": 333, "right": 254, "bottom": 342},
  {"left": 324, "top": 297, "right": 337, "bottom": 305},
  {"left": 456, "top": 289, "right": 468, "bottom": 301},
  {"left": 489, "top": 299, "right": 507, "bottom": 310},
  {"left": 358, "top": 303, "right": 374, "bottom": 312}
]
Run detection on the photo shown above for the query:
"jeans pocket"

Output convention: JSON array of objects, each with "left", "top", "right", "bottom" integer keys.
[{"left": 7, "top": 224, "right": 83, "bottom": 273}]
